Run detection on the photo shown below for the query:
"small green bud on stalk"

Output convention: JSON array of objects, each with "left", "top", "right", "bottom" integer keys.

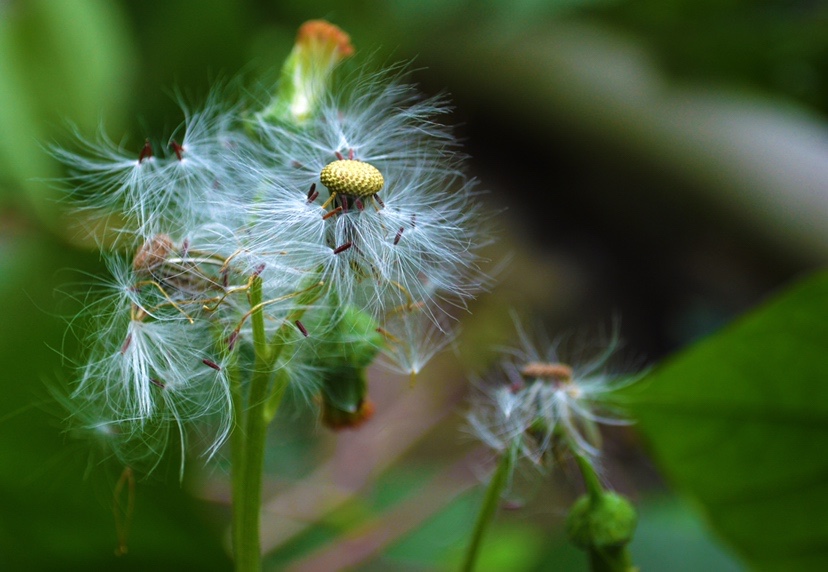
[
  {"left": 566, "top": 491, "right": 638, "bottom": 572},
  {"left": 315, "top": 305, "right": 384, "bottom": 430}
]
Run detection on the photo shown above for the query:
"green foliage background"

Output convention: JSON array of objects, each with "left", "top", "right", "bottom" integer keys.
[{"left": 1, "top": 0, "right": 826, "bottom": 569}]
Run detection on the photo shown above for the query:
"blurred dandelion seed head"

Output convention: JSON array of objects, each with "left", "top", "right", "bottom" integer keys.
[{"left": 468, "top": 316, "right": 638, "bottom": 480}]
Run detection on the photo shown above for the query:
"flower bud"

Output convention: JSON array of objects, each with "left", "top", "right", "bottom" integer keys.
[
  {"left": 566, "top": 491, "right": 637, "bottom": 550},
  {"left": 314, "top": 305, "right": 384, "bottom": 430},
  {"left": 260, "top": 20, "right": 354, "bottom": 124}
]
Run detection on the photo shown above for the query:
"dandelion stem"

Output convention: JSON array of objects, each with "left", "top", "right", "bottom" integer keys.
[
  {"left": 232, "top": 276, "right": 324, "bottom": 570},
  {"left": 229, "top": 359, "right": 245, "bottom": 565},
  {"left": 460, "top": 440, "right": 517, "bottom": 572},
  {"left": 232, "top": 276, "right": 269, "bottom": 572},
  {"left": 263, "top": 368, "right": 289, "bottom": 424},
  {"left": 262, "top": 305, "right": 319, "bottom": 423},
  {"left": 574, "top": 453, "right": 604, "bottom": 506}
]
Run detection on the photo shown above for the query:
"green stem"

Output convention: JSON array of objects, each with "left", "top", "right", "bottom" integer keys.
[
  {"left": 588, "top": 546, "right": 636, "bottom": 572},
  {"left": 232, "top": 277, "right": 269, "bottom": 572},
  {"left": 262, "top": 307, "right": 306, "bottom": 423},
  {"left": 574, "top": 453, "right": 604, "bottom": 506},
  {"left": 460, "top": 441, "right": 517, "bottom": 572},
  {"left": 261, "top": 279, "right": 323, "bottom": 422},
  {"left": 229, "top": 359, "right": 245, "bottom": 565},
  {"left": 231, "top": 277, "right": 322, "bottom": 570},
  {"left": 263, "top": 368, "right": 289, "bottom": 423}
]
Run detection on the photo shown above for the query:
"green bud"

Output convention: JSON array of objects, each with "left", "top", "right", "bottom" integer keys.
[
  {"left": 259, "top": 20, "right": 354, "bottom": 124},
  {"left": 316, "top": 305, "right": 384, "bottom": 430},
  {"left": 566, "top": 492, "right": 637, "bottom": 549}
]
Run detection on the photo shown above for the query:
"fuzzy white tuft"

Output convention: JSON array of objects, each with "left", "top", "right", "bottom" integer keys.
[{"left": 467, "top": 317, "right": 639, "bottom": 474}]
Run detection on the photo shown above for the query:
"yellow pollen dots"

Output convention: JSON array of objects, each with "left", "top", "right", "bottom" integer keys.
[{"left": 319, "top": 159, "right": 384, "bottom": 211}]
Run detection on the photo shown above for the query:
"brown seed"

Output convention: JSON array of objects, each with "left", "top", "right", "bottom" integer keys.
[
  {"left": 120, "top": 333, "right": 133, "bottom": 354},
  {"left": 333, "top": 242, "right": 353, "bottom": 255},
  {"left": 520, "top": 362, "right": 573, "bottom": 381},
  {"left": 202, "top": 359, "right": 222, "bottom": 371},
  {"left": 169, "top": 140, "right": 184, "bottom": 161},
  {"left": 227, "top": 331, "right": 239, "bottom": 351},
  {"left": 307, "top": 183, "right": 319, "bottom": 203},
  {"left": 138, "top": 139, "right": 153, "bottom": 163},
  {"left": 322, "top": 206, "right": 343, "bottom": 220},
  {"left": 133, "top": 234, "right": 175, "bottom": 274}
]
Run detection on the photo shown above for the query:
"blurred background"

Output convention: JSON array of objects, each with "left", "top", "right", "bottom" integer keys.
[{"left": 1, "top": 0, "right": 826, "bottom": 569}]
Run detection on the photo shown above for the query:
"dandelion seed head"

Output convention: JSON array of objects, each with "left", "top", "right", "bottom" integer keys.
[
  {"left": 72, "top": 307, "right": 233, "bottom": 468},
  {"left": 468, "top": 317, "right": 639, "bottom": 472},
  {"left": 243, "top": 66, "right": 488, "bottom": 318},
  {"left": 53, "top": 86, "right": 247, "bottom": 243},
  {"left": 55, "top": 20, "right": 492, "bottom": 474}
]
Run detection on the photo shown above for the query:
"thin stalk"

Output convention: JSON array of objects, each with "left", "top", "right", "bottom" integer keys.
[
  {"left": 231, "top": 277, "right": 321, "bottom": 570},
  {"left": 460, "top": 441, "right": 517, "bottom": 572},
  {"left": 262, "top": 307, "right": 309, "bottom": 423},
  {"left": 263, "top": 368, "right": 289, "bottom": 423},
  {"left": 232, "top": 277, "right": 269, "bottom": 572},
  {"left": 229, "top": 360, "right": 245, "bottom": 564},
  {"left": 574, "top": 453, "right": 604, "bottom": 506}
]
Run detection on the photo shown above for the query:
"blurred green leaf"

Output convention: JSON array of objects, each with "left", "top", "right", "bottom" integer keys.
[
  {"left": 0, "top": 18, "right": 46, "bottom": 193},
  {"left": 626, "top": 271, "right": 828, "bottom": 571},
  {"left": 630, "top": 496, "right": 742, "bottom": 572},
  {"left": 0, "top": 0, "right": 133, "bottom": 228},
  {"left": 124, "top": 0, "right": 247, "bottom": 123},
  {"left": 589, "top": 1, "right": 828, "bottom": 112},
  {"left": 387, "top": 487, "right": 484, "bottom": 570},
  {"left": 462, "top": 522, "right": 542, "bottom": 572},
  {"left": 8, "top": 0, "right": 133, "bottom": 128},
  {"left": 0, "top": 235, "right": 230, "bottom": 570}
]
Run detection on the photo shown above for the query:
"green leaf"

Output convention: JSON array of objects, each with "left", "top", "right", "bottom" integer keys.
[
  {"left": 0, "top": 18, "right": 47, "bottom": 194},
  {"left": 0, "top": 0, "right": 133, "bottom": 227},
  {"left": 626, "top": 270, "right": 828, "bottom": 571},
  {"left": 7, "top": 0, "right": 133, "bottom": 129},
  {"left": 0, "top": 235, "right": 231, "bottom": 570}
]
